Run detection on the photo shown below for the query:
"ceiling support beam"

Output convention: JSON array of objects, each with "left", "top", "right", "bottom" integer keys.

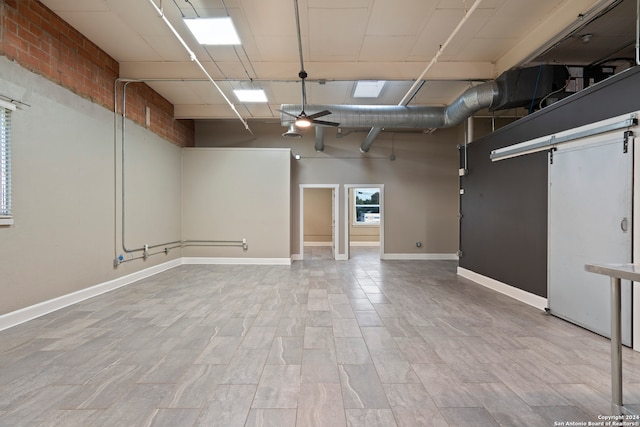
[{"left": 119, "top": 61, "right": 496, "bottom": 82}]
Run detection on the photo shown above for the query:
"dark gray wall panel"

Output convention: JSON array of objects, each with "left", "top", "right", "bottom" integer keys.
[{"left": 460, "top": 67, "right": 640, "bottom": 298}]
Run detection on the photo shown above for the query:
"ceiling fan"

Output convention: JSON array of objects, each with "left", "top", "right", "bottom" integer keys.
[{"left": 278, "top": 0, "right": 339, "bottom": 128}]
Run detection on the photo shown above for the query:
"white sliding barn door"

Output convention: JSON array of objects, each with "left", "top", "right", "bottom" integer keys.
[{"left": 548, "top": 134, "right": 633, "bottom": 346}]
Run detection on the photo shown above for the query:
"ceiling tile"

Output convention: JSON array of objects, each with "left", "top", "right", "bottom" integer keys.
[
  {"left": 253, "top": 36, "right": 299, "bottom": 62},
  {"left": 444, "top": 37, "right": 517, "bottom": 62},
  {"left": 241, "top": 0, "right": 297, "bottom": 37},
  {"left": 367, "top": 1, "right": 437, "bottom": 36},
  {"left": 410, "top": 8, "right": 463, "bottom": 59},
  {"left": 359, "top": 36, "right": 418, "bottom": 62},
  {"left": 38, "top": 0, "right": 638, "bottom": 120},
  {"left": 306, "top": 81, "right": 353, "bottom": 104},
  {"left": 53, "top": 11, "right": 166, "bottom": 62},
  {"left": 308, "top": 8, "right": 369, "bottom": 59},
  {"left": 40, "top": 0, "right": 109, "bottom": 11},
  {"left": 412, "top": 80, "right": 475, "bottom": 104},
  {"left": 308, "top": 0, "right": 372, "bottom": 8},
  {"left": 436, "top": 7, "right": 497, "bottom": 58},
  {"left": 480, "top": 0, "right": 560, "bottom": 39}
]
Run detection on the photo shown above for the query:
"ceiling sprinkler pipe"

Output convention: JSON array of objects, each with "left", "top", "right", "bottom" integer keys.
[{"left": 399, "top": 0, "right": 485, "bottom": 106}]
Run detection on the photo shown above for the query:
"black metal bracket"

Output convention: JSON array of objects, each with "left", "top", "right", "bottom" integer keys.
[{"left": 623, "top": 130, "right": 633, "bottom": 153}]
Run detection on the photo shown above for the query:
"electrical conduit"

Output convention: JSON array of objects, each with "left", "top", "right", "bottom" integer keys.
[{"left": 113, "top": 79, "right": 247, "bottom": 266}]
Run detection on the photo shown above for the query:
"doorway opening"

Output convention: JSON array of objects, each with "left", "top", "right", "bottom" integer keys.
[
  {"left": 300, "top": 185, "right": 338, "bottom": 260},
  {"left": 345, "top": 184, "right": 384, "bottom": 260}
]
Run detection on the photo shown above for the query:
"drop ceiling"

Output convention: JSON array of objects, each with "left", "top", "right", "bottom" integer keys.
[{"left": 39, "top": 0, "right": 637, "bottom": 124}]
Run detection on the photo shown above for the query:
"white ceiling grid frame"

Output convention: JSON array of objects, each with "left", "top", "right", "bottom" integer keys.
[
  {"left": 144, "top": 0, "right": 252, "bottom": 132},
  {"left": 399, "top": 0, "right": 485, "bottom": 106},
  {"left": 438, "top": 7, "right": 499, "bottom": 60},
  {"left": 37, "top": 0, "right": 108, "bottom": 11},
  {"left": 38, "top": 0, "right": 632, "bottom": 120},
  {"left": 411, "top": 8, "right": 470, "bottom": 60},
  {"left": 366, "top": 0, "right": 438, "bottom": 37},
  {"left": 410, "top": 81, "right": 474, "bottom": 105},
  {"left": 108, "top": 0, "right": 189, "bottom": 62},
  {"left": 308, "top": 8, "right": 370, "bottom": 60},
  {"left": 240, "top": 0, "right": 299, "bottom": 62},
  {"left": 44, "top": 3, "right": 176, "bottom": 62}
]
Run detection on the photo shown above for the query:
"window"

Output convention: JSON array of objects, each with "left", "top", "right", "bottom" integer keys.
[
  {"left": 354, "top": 188, "right": 380, "bottom": 225},
  {"left": 0, "top": 101, "right": 14, "bottom": 225}
]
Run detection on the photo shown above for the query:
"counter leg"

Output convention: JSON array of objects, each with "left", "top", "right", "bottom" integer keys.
[{"left": 611, "top": 276, "right": 623, "bottom": 415}]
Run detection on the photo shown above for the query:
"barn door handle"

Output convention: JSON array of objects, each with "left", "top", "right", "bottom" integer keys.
[{"left": 621, "top": 217, "right": 629, "bottom": 232}]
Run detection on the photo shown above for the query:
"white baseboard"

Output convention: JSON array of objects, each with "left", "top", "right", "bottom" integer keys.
[
  {"left": 291, "top": 254, "right": 303, "bottom": 261},
  {"left": 381, "top": 253, "right": 458, "bottom": 261},
  {"left": 303, "top": 242, "right": 332, "bottom": 247},
  {"left": 0, "top": 258, "right": 182, "bottom": 332},
  {"left": 350, "top": 242, "right": 381, "bottom": 247},
  {"left": 457, "top": 267, "right": 548, "bottom": 311},
  {"left": 182, "top": 257, "right": 292, "bottom": 265}
]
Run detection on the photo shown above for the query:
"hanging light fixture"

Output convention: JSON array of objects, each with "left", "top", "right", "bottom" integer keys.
[{"left": 282, "top": 123, "right": 303, "bottom": 138}]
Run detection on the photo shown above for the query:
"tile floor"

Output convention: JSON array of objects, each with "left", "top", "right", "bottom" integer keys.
[{"left": 2, "top": 247, "right": 640, "bottom": 426}]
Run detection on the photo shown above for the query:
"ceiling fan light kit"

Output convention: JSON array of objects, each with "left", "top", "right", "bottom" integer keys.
[{"left": 295, "top": 117, "right": 312, "bottom": 128}]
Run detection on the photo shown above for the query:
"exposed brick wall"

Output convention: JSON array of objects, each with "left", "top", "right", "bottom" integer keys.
[{"left": 0, "top": 0, "right": 194, "bottom": 147}]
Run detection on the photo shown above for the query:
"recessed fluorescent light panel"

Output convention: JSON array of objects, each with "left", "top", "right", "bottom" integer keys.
[
  {"left": 183, "top": 17, "right": 241, "bottom": 45},
  {"left": 234, "top": 89, "right": 268, "bottom": 103},
  {"left": 353, "top": 80, "right": 386, "bottom": 98}
]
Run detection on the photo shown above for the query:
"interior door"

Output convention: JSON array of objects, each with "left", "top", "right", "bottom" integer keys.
[{"left": 548, "top": 134, "right": 633, "bottom": 345}]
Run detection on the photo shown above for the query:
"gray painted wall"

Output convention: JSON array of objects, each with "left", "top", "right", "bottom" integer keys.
[
  {"left": 196, "top": 120, "right": 463, "bottom": 257},
  {"left": 0, "top": 57, "right": 183, "bottom": 315},
  {"left": 181, "top": 148, "right": 291, "bottom": 259}
]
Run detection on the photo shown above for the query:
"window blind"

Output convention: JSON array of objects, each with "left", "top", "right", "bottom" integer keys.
[{"left": 0, "top": 106, "right": 12, "bottom": 217}]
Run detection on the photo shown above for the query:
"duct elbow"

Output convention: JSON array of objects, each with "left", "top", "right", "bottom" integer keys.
[
  {"left": 443, "top": 81, "right": 500, "bottom": 127},
  {"left": 360, "top": 127, "right": 383, "bottom": 153}
]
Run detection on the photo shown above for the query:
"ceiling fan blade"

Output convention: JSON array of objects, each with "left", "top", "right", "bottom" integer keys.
[
  {"left": 312, "top": 119, "right": 340, "bottom": 127},
  {"left": 307, "top": 110, "right": 332, "bottom": 120},
  {"left": 277, "top": 109, "right": 300, "bottom": 119}
]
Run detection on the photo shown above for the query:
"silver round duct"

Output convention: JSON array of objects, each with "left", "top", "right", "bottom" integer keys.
[
  {"left": 279, "top": 81, "right": 500, "bottom": 152},
  {"left": 279, "top": 82, "right": 500, "bottom": 129}
]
